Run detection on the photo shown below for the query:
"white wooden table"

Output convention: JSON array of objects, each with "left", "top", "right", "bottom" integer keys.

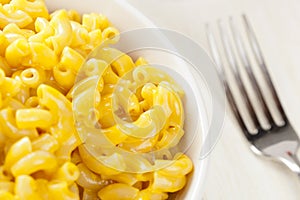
[{"left": 127, "top": 0, "right": 300, "bottom": 199}]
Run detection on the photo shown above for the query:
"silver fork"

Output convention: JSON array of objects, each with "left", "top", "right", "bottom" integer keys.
[{"left": 206, "top": 15, "right": 300, "bottom": 175}]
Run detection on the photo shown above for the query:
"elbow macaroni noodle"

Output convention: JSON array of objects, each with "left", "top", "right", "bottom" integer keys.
[{"left": 0, "top": 0, "right": 193, "bottom": 199}]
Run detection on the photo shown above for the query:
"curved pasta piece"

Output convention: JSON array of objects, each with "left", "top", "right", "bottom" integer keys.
[
  {"left": 102, "top": 65, "right": 119, "bottom": 84},
  {"left": 112, "top": 86, "right": 170, "bottom": 141},
  {"left": 118, "top": 105, "right": 167, "bottom": 139},
  {"left": 0, "top": 76, "right": 22, "bottom": 97},
  {"left": 53, "top": 47, "right": 84, "bottom": 90},
  {"left": 70, "top": 21, "right": 90, "bottom": 48},
  {"left": 110, "top": 53, "right": 135, "bottom": 77},
  {"left": 151, "top": 171, "right": 186, "bottom": 193},
  {"left": 10, "top": 0, "right": 49, "bottom": 19},
  {"left": 101, "top": 172, "right": 138, "bottom": 186},
  {"left": 15, "top": 175, "right": 41, "bottom": 199},
  {"left": 0, "top": 108, "right": 38, "bottom": 140},
  {"left": 67, "top": 10, "right": 81, "bottom": 22},
  {"left": 73, "top": 59, "right": 109, "bottom": 127},
  {"left": 20, "top": 68, "right": 44, "bottom": 88},
  {"left": 87, "top": 29, "right": 102, "bottom": 48},
  {"left": 0, "top": 24, "right": 34, "bottom": 55},
  {"left": 47, "top": 180, "right": 79, "bottom": 200},
  {"left": 15, "top": 108, "right": 55, "bottom": 129},
  {"left": 102, "top": 26, "right": 119, "bottom": 44},
  {"left": 3, "top": 23, "right": 35, "bottom": 39},
  {"left": 29, "top": 17, "right": 54, "bottom": 43},
  {"left": 37, "top": 84, "right": 71, "bottom": 131},
  {"left": 157, "top": 82, "right": 184, "bottom": 126},
  {"left": 82, "top": 13, "right": 102, "bottom": 32},
  {"left": 55, "top": 134, "right": 79, "bottom": 163},
  {"left": 78, "top": 145, "right": 122, "bottom": 176},
  {"left": 32, "top": 133, "right": 59, "bottom": 153},
  {"left": 59, "top": 47, "right": 85, "bottom": 74},
  {"left": 52, "top": 162, "right": 80, "bottom": 185},
  {"left": 97, "top": 183, "right": 139, "bottom": 200},
  {"left": 46, "top": 10, "right": 72, "bottom": 55},
  {"left": 5, "top": 38, "right": 58, "bottom": 69},
  {"left": 4, "top": 137, "right": 32, "bottom": 173},
  {"left": 76, "top": 163, "right": 112, "bottom": 191},
  {"left": 117, "top": 88, "right": 142, "bottom": 119},
  {"left": 154, "top": 155, "right": 193, "bottom": 177},
  {"left": 156, "top": 125, "right": 184, "bottom": 149},
  {"left": 29, "top": 42, "right": 58, "bottom": 70},
  {"left": 82, "top": 13, "right": 109, "bottom": 31},
  {"left": 37, "top": 84, "right": 79, "bottom": 161},
  {"left": 73, "top": 77, "right": 99, "bottom": 126},
  {"left": 53, "top": 64, "right": 76, "bottom": 90},
  {"left": 11, "top": 150, "right": 57, "bottom": 177},
  {"left": 5, "top": 38, "right": 30, "bottom": 67},
  {"left": 0, "top": 4, "right": 32, "bottom": 29}
]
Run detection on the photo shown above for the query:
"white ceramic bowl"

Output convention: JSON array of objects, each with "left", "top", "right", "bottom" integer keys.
[{"left": 46, "top": 0, "right": 211, "bottom": 199}]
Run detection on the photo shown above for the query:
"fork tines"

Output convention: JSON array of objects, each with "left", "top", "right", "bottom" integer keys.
[{"left": 206, "top": 15, "right": 286, "bottom": 140}]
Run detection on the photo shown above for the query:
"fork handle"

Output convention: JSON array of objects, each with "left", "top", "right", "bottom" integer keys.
[
  {"left": 291, "top": 151, "right": 300, "bottom": 177},
  {"left": 295, "top": 155, "right": 300, "bottom": 176},
  {"left": 280, "top": 148, "right": 300, "bottom": 177}
]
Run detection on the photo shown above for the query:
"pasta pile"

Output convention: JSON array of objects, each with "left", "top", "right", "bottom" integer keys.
[{"left": 0, "top": 0, "right": 193, "bottom": 199}]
